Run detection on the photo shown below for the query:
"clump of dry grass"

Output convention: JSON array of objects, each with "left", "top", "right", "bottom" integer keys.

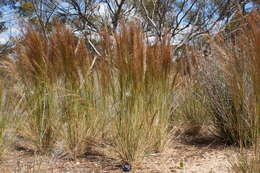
[
  {"left": 228, "top": 10, "right": 260, "bottom": 173},
  {"left": 8, "top": 25, "right": 97, "bottom": 154},
  {"left": 97, "top": 23, "right": 177, "bottom": 162}
]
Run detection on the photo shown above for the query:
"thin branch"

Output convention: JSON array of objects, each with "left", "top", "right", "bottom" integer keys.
[
  {"left": 87, "top": 38, "right": 101, "bottom": 56},
  {"left": 140, "top": 0, "right": 160, "bottom": 36}
]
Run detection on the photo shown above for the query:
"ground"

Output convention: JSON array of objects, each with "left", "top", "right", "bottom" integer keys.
[{"left": 0, "top": 134, "right": 240, "bottom": 173}]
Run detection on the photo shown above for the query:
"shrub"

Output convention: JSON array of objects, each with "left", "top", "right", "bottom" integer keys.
[{"left": 196, "top": 10, "right": 260, "bottom": 146}]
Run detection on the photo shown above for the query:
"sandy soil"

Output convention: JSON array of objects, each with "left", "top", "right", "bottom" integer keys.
[
  {"left": 139, "top": 138, "right": 237, "bottom": 173},
  {"left": 0, "top": 135, "right": 239, "bottom": 173}
]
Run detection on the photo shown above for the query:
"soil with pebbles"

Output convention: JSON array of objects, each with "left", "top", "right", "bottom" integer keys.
[{"left": 0, "top": 135, "right": 239, "bottom": 173}]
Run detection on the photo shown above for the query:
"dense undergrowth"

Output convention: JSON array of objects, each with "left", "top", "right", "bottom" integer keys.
[{"left": 0, "top": 11, "right": 259, "bottom": 172}]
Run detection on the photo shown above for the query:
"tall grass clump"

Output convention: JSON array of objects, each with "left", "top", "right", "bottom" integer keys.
[
  {"left": 10, "top": 25, "right": 102, "bottom": 155},
  {"left": 97, "top": 24, "right": 177, "bottom": 162},
  {"left": 11, "top": 28, "right": 60, "bottom": 153},
  {"left": 197, "top": 10, "right": 260, "bottom": 147},
  {"left": 47, "top": 26, "right": 104, "bottom": 158},
  {"left": 229, "top": 10, "right": 260, "bottom": 173}
]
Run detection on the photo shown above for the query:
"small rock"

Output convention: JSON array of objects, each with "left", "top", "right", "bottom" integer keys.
[{"left": 122, "top": 162, "right": 132, "bottom": 172}]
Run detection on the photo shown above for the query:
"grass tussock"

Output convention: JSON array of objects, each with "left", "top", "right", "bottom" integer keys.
[
  {"left": 97, "top": 24, "right": 176, "bottom": 162},
  {"left": 8, "top": 25, "right": 98, "bottom": 155},
  {"left": 228, "top": 10, "right": 260, "bottom": 173}
]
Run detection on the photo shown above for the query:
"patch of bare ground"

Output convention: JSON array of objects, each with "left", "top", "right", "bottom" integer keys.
[
  {"left": 138, "top": 135, "right": 238, "bottom": 173},
  {"left": 0, "top": 134, "right": 240, "bottom": 173}
]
